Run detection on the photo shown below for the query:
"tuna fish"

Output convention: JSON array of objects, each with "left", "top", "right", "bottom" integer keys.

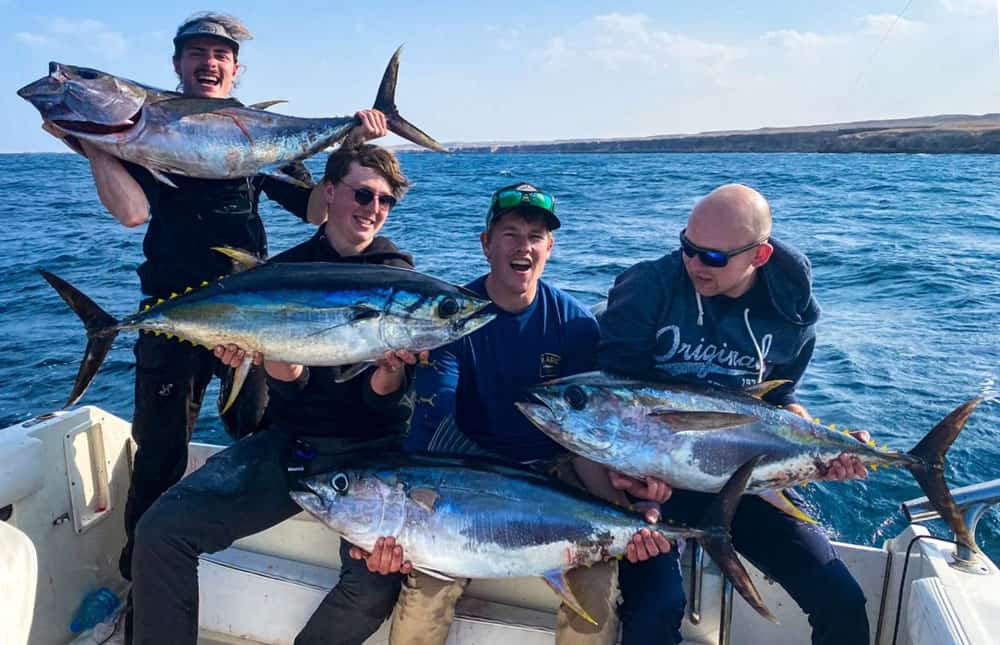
[
  {"left": 515, "top": 371, "right": 983, "bottom": 554},
  {"left": 291, "top": 453, "right": 776, "bottom": 624},
  {"left": 38, "top": 263, "right": 494, "bottom": 411},
  {"left": 17, "top": 48, "right": 444, "bottom": 186}
]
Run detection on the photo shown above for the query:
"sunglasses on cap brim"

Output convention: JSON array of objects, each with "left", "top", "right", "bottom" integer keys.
[{"left": 489, "top": 189, "right": 555, "bottom": 216}]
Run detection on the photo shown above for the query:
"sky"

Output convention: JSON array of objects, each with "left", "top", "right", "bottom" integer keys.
[{"left": 4, "top": 0, "right": 1000, "bottom": 152}]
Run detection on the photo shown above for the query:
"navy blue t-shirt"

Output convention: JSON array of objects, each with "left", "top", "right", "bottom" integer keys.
[{"left": 407, "top": 275, "right": 600, "bottom": 461}]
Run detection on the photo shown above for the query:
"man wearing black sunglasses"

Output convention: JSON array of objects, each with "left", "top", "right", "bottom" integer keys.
[
  {"left": 132, "top": 143, "right": 423, "bottom": 645},
  {"left": 598, "top": 183, "right": 871, "bottom": 645}
]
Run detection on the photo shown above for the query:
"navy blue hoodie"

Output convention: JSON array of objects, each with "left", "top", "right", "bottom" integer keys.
[{"left": 598, "top": 237, "right": 820, "bottom": 406}]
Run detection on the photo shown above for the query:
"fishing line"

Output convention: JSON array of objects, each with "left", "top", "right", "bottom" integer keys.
[
  {"left": 889, "top": 534, "right": 958, "bottom": 645},
  {"left": 848, "top": 0, "right": 915, "bottom": 99}
]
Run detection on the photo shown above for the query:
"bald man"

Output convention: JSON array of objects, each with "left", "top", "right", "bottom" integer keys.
[{"left": 597, "top": 184, "right": 870, "bottom": 645}]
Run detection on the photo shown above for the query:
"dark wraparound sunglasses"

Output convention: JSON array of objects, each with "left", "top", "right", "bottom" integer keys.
[
  {"left": 679, "top": 229, "right": 768, "bottom": 268},
  {"left": 340, "top": 180, "right": 398, "bottom": 211}
]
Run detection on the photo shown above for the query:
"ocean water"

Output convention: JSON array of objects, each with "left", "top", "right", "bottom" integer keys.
[{"left": 1, "top": 151, "right": 998, "bottom": 562}]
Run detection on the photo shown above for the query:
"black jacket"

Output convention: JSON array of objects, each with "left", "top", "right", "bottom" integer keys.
[
  {"left": 125, "top": 163, "right": 312, "bottom": 298},
  {"left": 598, "top": 237, "right": 820, "bottom": 406}
]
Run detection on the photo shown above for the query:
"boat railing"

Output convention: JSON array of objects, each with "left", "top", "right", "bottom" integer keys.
[{"left": 901, "top": 477, "right": 1000, "bottom": 573}]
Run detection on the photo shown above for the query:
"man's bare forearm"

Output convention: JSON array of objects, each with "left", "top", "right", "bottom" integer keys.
[{"left": 82, "top": 141, "right": 150, "bottom": 227}]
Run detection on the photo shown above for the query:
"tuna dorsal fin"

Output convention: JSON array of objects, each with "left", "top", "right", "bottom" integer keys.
[
  {"left": 541, "top": 569, "right": 597, "bottom": 626},
  {"left": 211, "top": 246, "right": 265, "bottom": 270},
  {"left": 743, "top": 380, "right": 791, "bottom": 399},
  {"left": 647, "top": 409, "right": 757, "bottom": 432},
  {"left": 408, "top": 487, "right": 439, "bottom": 512},
  {"left": 248, "top": 99, "right": 287, "bottom": 110},
  {"left": 757, "top": 489, "right": 816, "bottom": 524},
  {"left": 412, "top": 566, "right": 455, "bottom": 582},
  {"left": 159, "top": 96, "right": 244, "bottom": 117}
]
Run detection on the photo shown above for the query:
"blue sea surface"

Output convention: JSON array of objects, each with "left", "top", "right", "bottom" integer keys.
[{"left": 1, "top": 151, "right": 998, "bottom": 561}]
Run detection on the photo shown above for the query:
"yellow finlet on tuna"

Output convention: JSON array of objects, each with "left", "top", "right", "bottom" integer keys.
[{"left": 744, "top": 380, "right": 790, "bottom": 399}]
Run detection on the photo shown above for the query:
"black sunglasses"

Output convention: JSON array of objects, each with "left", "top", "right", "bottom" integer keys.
[
  {"left": 340, "top": 180, "right": 397, "bottom": 211},
  {"left": 679, "top": 229, "right": 767, "bottom": 268}
]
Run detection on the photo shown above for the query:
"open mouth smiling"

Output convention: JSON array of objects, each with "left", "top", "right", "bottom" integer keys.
[{"left": 510, "top": 259, "right": 532, "bottom": 273}]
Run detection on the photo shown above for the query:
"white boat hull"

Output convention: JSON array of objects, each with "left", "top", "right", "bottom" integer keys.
[{"left": 2, "top": 407, "right": 998, "bottom": 644}]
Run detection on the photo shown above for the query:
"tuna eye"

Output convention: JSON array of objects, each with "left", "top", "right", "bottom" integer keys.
[
  {"left": 330, "top": 473, "right": 350, "bottom": 494},
  {"left": 438, "top": 297, "right": 460, "bottom": 319},
  {"left": 77, "top": 69, "right": 99, "bottom": 80},
  {"left": 564, "top": 385, "right": 588, "bottom": 410}
]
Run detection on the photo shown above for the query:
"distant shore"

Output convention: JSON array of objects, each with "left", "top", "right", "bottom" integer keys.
[{"left": 408, "top": 114, "right": 1000, "bottom": 155}]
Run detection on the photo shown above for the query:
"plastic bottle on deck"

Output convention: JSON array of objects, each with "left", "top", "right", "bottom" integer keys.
[{"left": 69, "top": 587, "right": 120, "bottom": 633}]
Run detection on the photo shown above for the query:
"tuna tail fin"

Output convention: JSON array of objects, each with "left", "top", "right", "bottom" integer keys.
[
  {"left": 373, "top": 46, "right": 447, "bottom": 152},
  {"left": 906, "top": 398, "right": 983, "bottom": 555},
  {"left": 38, "top": 270, "right": 119, "bottom": 408},
  {"left": 695, "top": 455, "right": 778, "bottom": 624}
]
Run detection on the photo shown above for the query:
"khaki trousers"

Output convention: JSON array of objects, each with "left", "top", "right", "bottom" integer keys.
[{"left": 388, "top": 459, "right": 621, "bottom": 645}]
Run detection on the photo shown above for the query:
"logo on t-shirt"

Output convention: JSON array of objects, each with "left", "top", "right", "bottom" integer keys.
[{"left": 539, "top": 353, "right": 561, "bottom": 379}]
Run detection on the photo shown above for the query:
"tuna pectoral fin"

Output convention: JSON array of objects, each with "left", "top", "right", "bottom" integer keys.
[
  {"left": 145, "top": 165, "right": 178, "bottom": 188},
  {"left": 38, "top": 269, "right": 119, "bottom": 408},
  {"left": 542, "top": 569, "right": 597, "bottom": 626},
  {"left": 332, "top": 362, "right": 376, "bottom": 383},
  {"left": 372, "top": 46, "right": 447, "bottom": 152},
  {"left": 220, "top": 356, "right": 253, "bottom": 415},
  {"left": 906, "top": 398, "right": 983, "bottom": 554},
  {"left": 305, "top": 307, "right": 381, "bottom": 341},
  {"left": 211, "top": 246, "right": 265, "bottom": 270},
  {"left": 757, "top": 489, "right": 817, "bottom": 525},
  {"left": 647, "top": 409, "right": 757, "bottom": 432},
  {"left": 412, "top": 566, "right": 455, "bottom": 583},
  {"left": 696, "top": 456, "right": 778, "bottom": 624},
  {"left": 258, "top": 165, "right": 312, "bottom": 189}
]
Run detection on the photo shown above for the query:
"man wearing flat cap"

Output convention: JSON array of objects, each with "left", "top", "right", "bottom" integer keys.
[{"left": 39, "top": 11, "right": 389, "bottom": 591}]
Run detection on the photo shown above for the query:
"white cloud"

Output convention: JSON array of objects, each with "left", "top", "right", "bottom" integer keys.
[
  {"left": 761, "top": 29, "right": 843, "bottom": 51},
  {"left": 540, "top": 36, "right": 573, "bottom": 71},
  {"left": 863, "top": 14, "right": 927, "bottom": 37},
  {"left": 940, "top": 0, "right": 995, "bottom": 15},
  {"left": 14, "top": 32, "right": 51, "bottom": 47},
  {"left": 487, "top": 25, "right": 522, "bottom": 52},
  {"left": 14, "top": 17, "right": 127, "bottom": 58},
  {"left": 539, "top": 13, "right": 742, "bottom": 79}
]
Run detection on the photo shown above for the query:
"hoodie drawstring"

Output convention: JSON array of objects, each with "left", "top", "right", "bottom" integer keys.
[
  {"left": 744, "top": 308, "right": 765, "bottom": 384},
  {"left": 695, "top": 292, "right": 704, "bottom": 327}
]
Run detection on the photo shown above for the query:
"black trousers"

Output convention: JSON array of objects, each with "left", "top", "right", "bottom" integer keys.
[
  {"left": 120, "top": 332, "right": 268, "bottom": 580},
  {"left": 621, "top": 489, "right": 870, "bottom": 645},
  {"left": 131, "top": 429, "right": 404, "bottom": 645}
]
